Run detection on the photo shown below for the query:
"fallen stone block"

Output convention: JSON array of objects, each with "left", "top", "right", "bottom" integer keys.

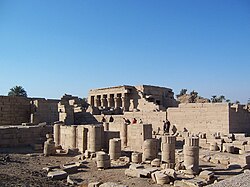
[
  {"left": 219, "top": 157, "right": 230, "bottom": 165},
  {"left": 62, "top": 164, "right": 78, "bottom": 174},
  {"left": 210, "top": 156, "right": 220, "bottom": 164},
  {"left": 163, "top": 168, "right": 177, "bottom": 180},
  {"left": 234, "top": 133, "right": 246, "bottom": 141},
  {"left": 43, "top": 165, "right": 60, "bottom": 172},
  {"left": 75, "top": 154, "right": 85, "bottom": 160},
  {"left": 200, "top": 155, "right": 211, "bottom": 162},
  {"left": 199, "top": 170, "right": 214, "bottom": 181},
  {"left": 47, "top": 170, "right": 68, "bottom": 180},
  {"left": 139, "top": 167, "right": 159, "bottom": 178},
  {"left": 222, "top": 137, "right": 233, "bottom": 143},
  {"left": 223, "top": 143, "right": 234, "bottom": 153},
  {"left": 152, "top": 171, "right": 170, "bottom": 185},
  {"left": 67, "top": 175, "right": 84, "bottom": 185},
  {"left": 119, "top": 156, "right": 130, "bottom": 163},
  {"left": 244, "top": 145, "right": 250, "bottom": 152},
  {"left": 129, "top": 163, "right": 144, "bottom": 170},
  {"left": 233, "top": 140, "right": 247, "bottom": 146},
  {"left": 124, "top": 169, "right": 140, "bottom": 178},
  {"left": 75, "top": 161, "right": 88, "bottom": 168},
  {"left": 151, "top": 158, "right": 161, "bottom": 167}
]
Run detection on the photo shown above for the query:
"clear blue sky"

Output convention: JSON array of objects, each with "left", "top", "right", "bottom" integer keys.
[{"left": 0, "top": 0, "right": 249, "bottom": 103}]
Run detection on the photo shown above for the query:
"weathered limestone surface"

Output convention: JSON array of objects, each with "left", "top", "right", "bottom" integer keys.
[
  {"left": 94, "top": 111, "right": 166, "bottom": 133},
  {"left": 88, "top": 85, "right": 177, "bottom": 113},
  {"left": 0, "top": 96, "right": 31, "bottom": 126},
  {"left": 0, "top": 125, "right": 52, "bottom": 148},
  {"left": 161, "top": 135, "right": 176, "bottom": 166},
  {"left": 168, "top": 103, "right": 250, "bottom": 135},
  {"left": 184, "top": 137, "right": 199, "bottom": 174}
]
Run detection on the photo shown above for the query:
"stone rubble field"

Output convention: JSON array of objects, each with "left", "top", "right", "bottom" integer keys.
[{"left": 0, "top": 148, "right": 249, "bottom": 187}]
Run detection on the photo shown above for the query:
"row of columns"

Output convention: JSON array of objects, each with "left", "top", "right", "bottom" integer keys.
[
  {"left": 140, "top": 135, "right": 199, "bottom": 174},
  {"left": 90, "top": 93, "right": 129, "bottom": 111}
]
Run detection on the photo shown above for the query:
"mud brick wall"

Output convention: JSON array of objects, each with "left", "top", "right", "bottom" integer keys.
[
  {"left": 0, "top": 96, "right": 31, "bottom": 126},
  {"left": 0, "top": 125, "right": 53, "bottom": 147},
  {"left": 167, "top": 103, "right": 230, "bottom": 135}
]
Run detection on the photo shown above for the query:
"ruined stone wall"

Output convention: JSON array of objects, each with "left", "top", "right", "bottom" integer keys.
[
  {"left": 0, "top": 96, "right": 31, "bottom": 126},
  {"left": 127, "top": 124, "right": 152, "bottom": 151},
  {"left": 94, "top": 111, "right": 166, "bottom": 132},
  {"left": 229, "top": 105, "right": 250, "bottom": 134},
  {"left": 31, "top": 98, "right": 59, "bottom": 124},
  {"left": 167, "top": 103, "right": 230, "bottom": 135},
  {"left": 0, "top": 96, "right": 60, "bottom": 126},
  {"left": 0, "top": 125, "right": 52, "bottom": 148}
]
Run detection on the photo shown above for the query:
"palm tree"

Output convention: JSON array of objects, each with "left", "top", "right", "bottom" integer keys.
[
  {"left": 189, "top": 90, "right": 198, "bottom": 103},
  {"left": 218, "top": 95, "right": 225, "bottom": 102},
  {"left": 211, "top": 95, "right": 217, "bottom": 103},
  {"left": 176, "top": 89, "right": 187, "bottom": 98},
  {"left": 8, "top": 86, "right": 27, "bottom": 97}
]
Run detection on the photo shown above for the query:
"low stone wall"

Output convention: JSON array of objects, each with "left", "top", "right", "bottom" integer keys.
[{"left": 0, "top": 125, "right": 53, "bottom": 148}]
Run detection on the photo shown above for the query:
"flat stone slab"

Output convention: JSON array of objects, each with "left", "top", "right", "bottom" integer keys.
[
  {"left": 47, "top": 170, "right": 68, "bottom": 180},
  {"left": 62, "top": 164, "right": 78, "bottom": 174},
  {"left": 43, "top": 165, "right": 60, "bottom": 172}
]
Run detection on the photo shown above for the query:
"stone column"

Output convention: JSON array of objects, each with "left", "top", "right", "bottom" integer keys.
[
  {"left": 88, "top": 125, "right": 103, "bottom": 153},
  {"left": 143, "top": 139, "right": 158, "bottom": 161},
  {"left": 122, "top": 96, "right": 129, "bottom": 111},
  {"left": 54, "top": 123, "right": 61, "bottom": 147},
  {"left": 184, "top": 137, "right": 199, "bottom": 174},
  {"left": 94, "top": 96, "right": 99, "bottom": 107},
  {"left": 161, "top": 135, "right": 176, "bottom": 168},
  {"left": 114, "top": 97, "right": 119, "bottom": 108},
  {"left": 71, "top": 125, "right": 77, "bottom": 149},
  {"left": 101, "top": 96, "right": 105, "bottom": 107},
  {"left": 109, "top": 138, "right": 121, "bottom": 160},
  {"left": 120, "top": 123, "right": 128, "bottom": 148},
  {"left": 96, "top": 151, "right": 111, "bottom": 169},
  {"left": 132, "top": 152, "right": 143, "bottom": 163},
  {"left": 107, "top": 97, "right": 112, "bottom": 108}
]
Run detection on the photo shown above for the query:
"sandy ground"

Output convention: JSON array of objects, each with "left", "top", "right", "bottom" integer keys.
[
  {"left": 0, "top": 149, "right": 162, "bottom": 187},
  {"left": 0, "top": 148, "right": 245, "bottom": 187}
]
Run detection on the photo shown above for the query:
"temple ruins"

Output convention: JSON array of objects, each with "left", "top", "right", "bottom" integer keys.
[{"left": 0, "top": 84, "right": 250, "bottom": 186}]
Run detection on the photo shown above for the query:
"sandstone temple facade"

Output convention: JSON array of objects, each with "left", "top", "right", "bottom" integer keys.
[{"left": 88, "top": 85, "right": 177, "bottom": 113}]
